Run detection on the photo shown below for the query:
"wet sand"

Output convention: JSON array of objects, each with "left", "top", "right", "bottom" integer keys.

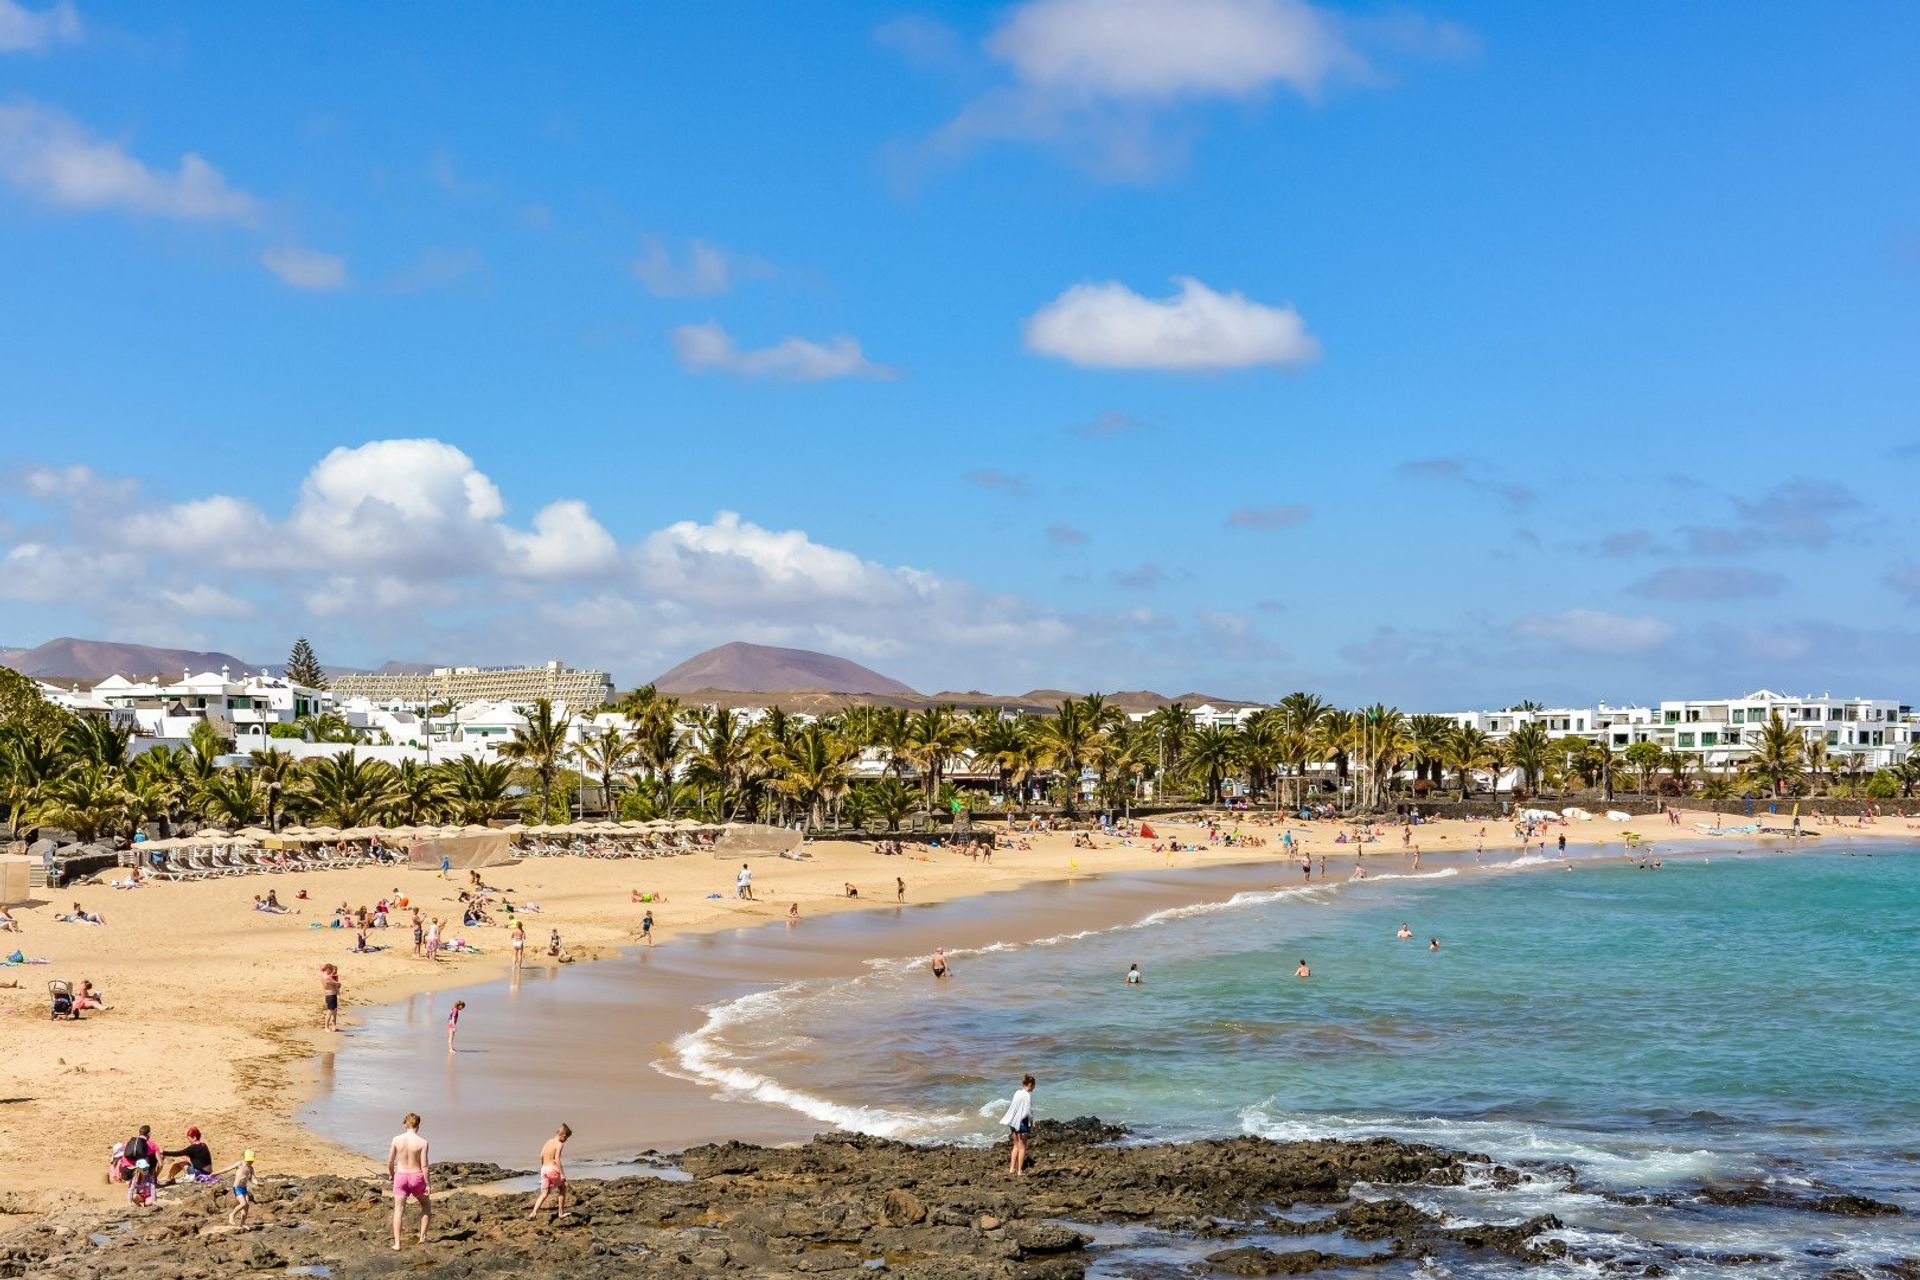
[{"left": 300, "top": 858, "right": 1317, "bottom": 1165}]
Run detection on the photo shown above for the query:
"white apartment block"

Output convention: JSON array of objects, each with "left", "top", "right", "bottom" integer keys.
[
  {"left": 1438, "top": 691, "right": 1918, "bottom": 770},
  {"left": 88, "top": 667, "right": 330, "bottom": 745},
  {"left": 329, "top": 660, "right": 613, "bottom": 710}
]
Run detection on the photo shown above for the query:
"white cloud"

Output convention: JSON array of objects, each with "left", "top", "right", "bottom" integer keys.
[
  {"left": 0, "top": 101, "right": 258, "bottom": 221},
  {"left": 1024, "top": 276, "right": 1319, "bottom": 370},
  {"left": 122, "top": 495, "right": 273, "bottom": 559},
  {"left": 630, "top": 236, "right": 771, "bottom": 298},
  {"left": 0, "top": 0, "right": 80, "bottom": 54},
  {"left": 3, "top": 440, "right": 1302, "bottom": 692},
  {"left": 261, "top": 246, "right": 348, "bottom": 291},
  {"left": 988, "top": 0, "right": 1357, "bottom": 99},
  {"left": 500, "top": 500, "right": 620, "bottom": 578},
  {"left": 671, "top": 322, "right": 896, "bottom": 381},
  {"left": 895, "top": 0, "right": 1387, "bottom": 179},
  {"left": 1512, "top": 608, "right": 1676, "bottom": 655},
  {"left": 157, "top": 583, "right": 253, "bottom": 619}
]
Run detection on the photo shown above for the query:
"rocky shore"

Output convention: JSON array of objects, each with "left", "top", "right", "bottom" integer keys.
[{"left": 0, "top": 1121, "right": 1579, "bottom": 1279}]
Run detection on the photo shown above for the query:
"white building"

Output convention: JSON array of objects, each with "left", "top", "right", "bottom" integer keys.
[
  {"left": 90, "top": 667, "right": 330, "bottom": 745},
  {"left": 1436, "top": 691, "right": 1918, "bottom": 771}
]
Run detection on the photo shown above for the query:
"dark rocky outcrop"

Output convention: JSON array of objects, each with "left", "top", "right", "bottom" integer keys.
[{"left": 0, "top": 1128, "right": 1574, "bottom": 1279}]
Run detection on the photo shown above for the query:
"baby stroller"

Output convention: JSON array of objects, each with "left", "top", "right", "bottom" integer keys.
[{"left": 49, "top": 979, "right": 79, "bottom": 1020}]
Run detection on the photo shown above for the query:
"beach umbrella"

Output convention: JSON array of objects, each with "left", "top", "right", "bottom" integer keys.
[
  {"left": 501, "top": 822, "right": 527, "bottom": 833},
  {"left": 238, "top": 826, "right": 274, "bottom": 840}
]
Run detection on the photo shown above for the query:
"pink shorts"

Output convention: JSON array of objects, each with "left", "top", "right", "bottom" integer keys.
[
  {"left": 393, "top": 1171, "right": 429, "bottom": 1200},
  {"left": 541, "top": 1165, "right": 565, "bottom": 1190}
]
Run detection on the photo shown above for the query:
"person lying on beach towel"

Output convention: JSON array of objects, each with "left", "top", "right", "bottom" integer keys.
[
  {"left": 58, "top": 903, "right": 106, "bottom": 925},
  {"left": 0, "top": 907, "right": 19, "bottom": 933}
]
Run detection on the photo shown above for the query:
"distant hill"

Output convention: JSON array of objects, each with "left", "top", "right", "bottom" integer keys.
[
  {"left": 0, "top": 636, "right": 257, "bottom": 681},
  {"left": 653, "top": 642, "right": 919, "bottom": 697}
]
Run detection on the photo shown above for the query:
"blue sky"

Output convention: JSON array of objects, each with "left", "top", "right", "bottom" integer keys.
[{"left": 1, "top": 0, "right": 1917, "bottom": 705}]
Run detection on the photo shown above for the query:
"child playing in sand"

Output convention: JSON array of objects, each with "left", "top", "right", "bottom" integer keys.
[{"left": 127, "top": 1158, "right": 156, "bottom": 1206}]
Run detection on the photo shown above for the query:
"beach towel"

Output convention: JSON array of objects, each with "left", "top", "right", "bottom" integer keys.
[{"left": 4, "top": 952, "right": 51, "bottom": 965}]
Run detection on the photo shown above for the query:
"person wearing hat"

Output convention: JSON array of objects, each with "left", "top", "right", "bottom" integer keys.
[
  {"left": 215, "top": 1149, "right": 257, "bottom": 1225},
  {"left": 159, "top": 1126, "right": 215, "bottom": 1185},
  {"left": 127, "top": 1157, "right": 156, "bottom": 1207}
]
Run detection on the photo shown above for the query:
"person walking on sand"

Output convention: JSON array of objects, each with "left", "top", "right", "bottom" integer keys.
[
  {"left": 736, "top": 863, "right": 755, "bottom": 901},
  {"left": 896, "top": 876, "right": 906, "bottom": 904},
  {"left": 511, "top": 920, "right": 526, "bottom": 970},
  {"left": 446, "top": 1000, "right": 465, "bottom": 1051},
  {"left": 440, "top": 853, "right": 451, "bottom": 879},
  {"left": 639, "top": 909, "right": 654, "bottom": 946},
  {"left": 1001, "top": 1074, "right": 1035, "bottom": 1175},
  {"left": 388, "top": 1113, "right": 431, "bottom": 1251},
  {"left": 321, "top": 963, "right": 341, "bottom": 1031},
  {"left": 425, "top": 916, "right": 442, "bottom": 962},
  {"left": 528, "top": 1123, "right": 571, "bottom": 1221}
]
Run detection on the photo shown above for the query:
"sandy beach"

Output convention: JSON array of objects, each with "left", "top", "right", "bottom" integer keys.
[{"left": 1, "top": 807, "right": 1905, "bottom": 1216}]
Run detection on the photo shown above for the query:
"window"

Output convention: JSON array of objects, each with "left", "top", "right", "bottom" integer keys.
[
  {"left": 1731, "top": 710, "right": 1744, "bottom": 725},
  {"left": 1678, "top": 732, "right": 1695, "bottom": 748},
  {"left": 1701, "top": 732, "right": 1718, "bottom": 746},
  {"left": 1827, "top": 730, "right": 1838, "bottom": 744},
  {"left": 1664, "top": 711, "right": 1680, "bottom": 724}
]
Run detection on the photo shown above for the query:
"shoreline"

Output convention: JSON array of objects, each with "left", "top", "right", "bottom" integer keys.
[{"left": 2, "top": 808, "right": 1906, "bottom": 1216}]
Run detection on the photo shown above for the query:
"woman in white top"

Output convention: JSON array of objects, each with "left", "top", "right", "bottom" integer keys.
[{"left": 1000, "top": 1074, "right": 1035, "bottom": 1175}]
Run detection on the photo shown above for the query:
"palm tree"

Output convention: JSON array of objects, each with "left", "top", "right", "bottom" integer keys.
[
  {"left": 296, "top": 751, "right": 398, "bottom": 828},
  {"left": 1275, "top": 692, "right": 1327, "bottom": 809},
  {"left": 441, "top": 756, "right": 515, "bottom": 824},
  {"left": 1504, "top": 721, "right": 1551, "bottom": 796},
  {"left": 873, "top": 706, "right": 913, "bottom": 781},
  {"left": 1034, "top": 699, "right": 1099, "bottom": 814},
  {"left": 64, "top": 714, "right": 132, "bottom": 771},
  {"left": 687, "top": 705, "right": 755, "bottom": 821},
  {"left": 774, "top": 722, "right": 858, "bottom": 828},
  {"left": 1592, "top": 742, "right": 1622, "bottom": 802},
  {"left": 1804, "top": 735, "right": 1830, "bottom": 792},
  {"left": 1185, "top": 723, "right": 1240, "bottom": 804},
  {"left": 1407, "top": 714, "right": 1454, "bottom": 793},
  {"left": 197, "top": 768, "right": 263, "bottom": 828},
  {"left": 571, "top": 723, "right": 638, "bottom": 818},
  {"left": 907, "top": 705, "right": 966, "bottom": 813},
  {"left": 1237, "top": 710, "right": 1285, "bottom": 806},
  {"left": 390, "top": 758, "right": 447, "bottom": 826},
  {"left": 1749, "top": 712, "right": 1804, "bottom": 797},
  {"left": 865, "top": 778, "right": 917, "bottom": 832},
  {"left": 500, "top": 698, "right": 570, "bottom": 823},
  {"left": 1313, "top": 709, "right": 1357, "bottom": 806},
  {"left": 972, "top": 716, "right": 1026, "bottom": 799},
  {"left": 248, "top": 747, "right": 298, "bottom": 832},
  {"left": 31, "top": 763, "right": 125, "bottom": 843},
  {"left": 1663, "top": 749, "right": 1697, "bottom": 797},
  {"left": 630, "top": 697, "right": 685, "bottom": 810},
  {"left": 1445, "top": 724, "right": 1496, "bottom": 800},
  {"left": 1143, "top": 703, "right": 1191, "bottom": 801},
  {"left": 1, "top": 725, "right": 66, "bottom": 836},
  {"left": 1353, "top": 705, "right": 1411, "bottom": 808}
]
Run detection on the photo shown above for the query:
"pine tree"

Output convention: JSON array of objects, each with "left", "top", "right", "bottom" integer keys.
[{"left": 286, "top": 637, "right": 328, "bottom": 689}]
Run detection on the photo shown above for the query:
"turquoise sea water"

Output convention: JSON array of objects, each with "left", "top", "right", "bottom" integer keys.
[{"left": 681, "top": 846, "right": 1920, "bottom": 1276}]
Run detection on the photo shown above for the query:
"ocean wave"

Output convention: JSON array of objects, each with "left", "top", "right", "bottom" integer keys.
[
  {"left": 1240, "top": 1101, "right": 1728, "bottom": 1189},
  {"left": 668, "top": 986, "right": 972, "bottom": 1140}
]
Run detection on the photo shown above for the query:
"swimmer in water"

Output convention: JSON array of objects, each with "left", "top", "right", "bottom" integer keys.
[
  {"left": 1295, "top": 960, "right": 1311, "bottom": 978},
  {"left": 1125, "top": 963, "right": 1142, "bottom": 985},
  {"left": 1396, "top": 922, "right": 1413, "bottom": 940},
  {"left": 930, "top": 948, "right": 948, "bottom": 979},
  {"left": 1429, "top": 937, "right": 1439, "bottom": 951}
]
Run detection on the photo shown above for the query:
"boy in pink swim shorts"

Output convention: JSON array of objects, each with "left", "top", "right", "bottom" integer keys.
[{"left": 387, "top": 1112, "right": 431, "bottom": 1250}]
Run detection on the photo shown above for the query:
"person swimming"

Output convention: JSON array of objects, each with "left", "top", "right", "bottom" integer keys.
[
  {"left": 1396, "top": 922, "right": 1413, "bottom": 940},
  {"left": 930, "top": 948, "right": 948, "bottom": 979},
  {"left": 1125, "top": 963, "right": 1142, "bottom": 985},
  {"left": 1295, "top": 960, "right": 1311, "bottom": 978}
]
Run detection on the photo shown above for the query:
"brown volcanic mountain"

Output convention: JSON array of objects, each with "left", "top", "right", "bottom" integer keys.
[
  {"left": 0, "top": 636, "right": 256, "bottom": 680},
  {"left": 652, "top": 642, "right": 920, "bottom": 697}
]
